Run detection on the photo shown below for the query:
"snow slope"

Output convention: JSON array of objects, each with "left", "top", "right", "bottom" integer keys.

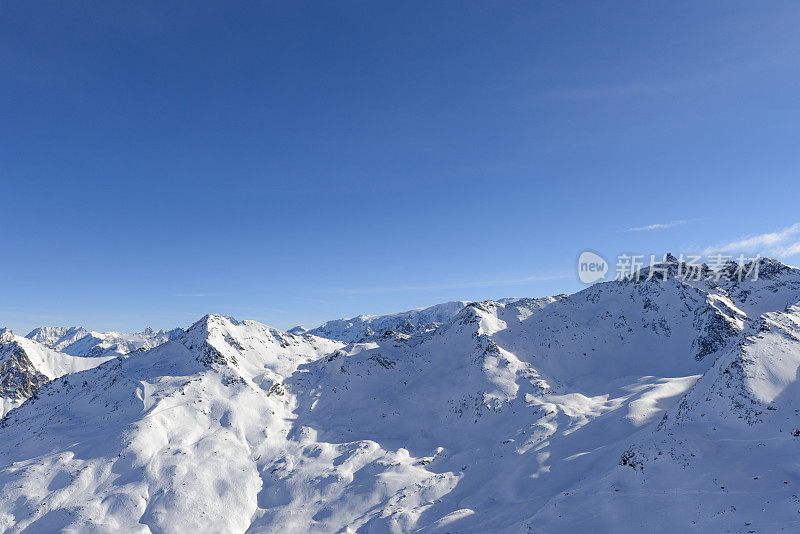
[
  {"left": 1, "top": 258, "right": 800, "bottom": 532},
  {"left": 0, "top": 328, "right": 114, "bottom": 417}
]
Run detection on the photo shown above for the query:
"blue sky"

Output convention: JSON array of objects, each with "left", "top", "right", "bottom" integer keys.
[{"left": 2, "top": 2, "right": 800, "bottom": 334}]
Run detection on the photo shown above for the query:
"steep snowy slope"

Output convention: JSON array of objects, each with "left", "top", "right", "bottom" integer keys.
[
  {"left": 0, "top": 317, "right": 457, "bottom": 533},
  {"left": 0, "top": 328, "right": 114, "bottom": 417},
  {"left": 2, "top": 258, "right": 800, "bottom": 533},
  {"left": 305, "top": 301, "right": 468, "bottom": 343},
  {"left": 27, "top": 326, "right": 184, "bottom": 358},
  {"left": 526, "top": 309, "right": 800, "bottom": 532}
]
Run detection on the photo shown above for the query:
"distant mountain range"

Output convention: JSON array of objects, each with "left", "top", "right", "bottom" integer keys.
[
  {"left": 2, "top": 257, "right": 800, "bottom": 532},
  {"left": 26, "top": 325, "right": 183, "bottom": 358},
  {"left": 301, "top": 300, "right": 469, "bottom": 343}
]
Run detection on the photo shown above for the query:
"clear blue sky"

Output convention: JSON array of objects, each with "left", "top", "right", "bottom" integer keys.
[{"left": 3, "top": 1, "right": 800, "bottom": 334}]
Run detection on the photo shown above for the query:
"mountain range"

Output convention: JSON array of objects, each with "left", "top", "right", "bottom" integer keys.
[
  {"left": 2, "top": 257, "right": 800, "bottom": 532},
  {"left": 26, "top": 326, "right": 184, "bottom": 358}
]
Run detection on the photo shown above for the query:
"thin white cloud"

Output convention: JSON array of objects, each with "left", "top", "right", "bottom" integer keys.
[
  {"left": 704, "top": 223, "right": 800, "bottom": 255},
  {"left": 541, "top": 80, "right": 703, "bottom": 101},
  {"left": 173, "top": 293, "right": 228, "bottom": 298},
  {"left": 628, "top": 220, "right": 687, "bottom": 232},
  {"left": 538, "top": 57, "right": 778, "bottom": 103},
  {"left": 775, "top": 242, "right": 800, "bottom": 257},
  {"left": 331, "top": 274, "right": 572, "bottom": 295}
]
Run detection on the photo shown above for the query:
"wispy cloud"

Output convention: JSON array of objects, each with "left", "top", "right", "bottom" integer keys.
[
  {"left": 173, "top": 293, "right": 228, "bottom": 298},
  {"left": 538, "top": 57, "right": 780, "bottom": 103},
  {"left": 541, "top": 80, "right": 705, "bottom": 101},
  {"left": 628, "top": 220, "right": 687, "bottom": 233},
  {"left": 774, "top": 241, "right": 800, "bottom": 257},
  {"left": 331, "top": 274, "right": 572, "bottom": 296},
  {"left": 704, "top": 222, "right": 800, "bottom": 256}
]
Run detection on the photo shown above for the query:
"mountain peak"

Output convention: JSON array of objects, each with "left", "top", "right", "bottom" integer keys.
[
  {"left": 747, "top": 256, "right": 797, "bottom": 278},
  {"left": 287, "top": 326, "right": 308, "bottom": 335},
  {"left": 623, "top": 255, "right": 798, "bottom": 288},
  {"left": 0, "top": 328, "right": 12, "bottom": 344},
  {"left": 187, "top": 313, "right": 240, "bottom": 331}
]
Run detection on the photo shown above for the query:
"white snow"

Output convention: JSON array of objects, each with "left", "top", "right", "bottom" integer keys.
[
  {"left": 13, "top": 337, "right": 113, "bottom": 378},
  {"left": 2, "top": 258, "right": 800, "bottom": 532}
]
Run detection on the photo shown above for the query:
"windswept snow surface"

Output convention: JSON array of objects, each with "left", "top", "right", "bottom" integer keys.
[{"left": 2, "top": 258, "right": 800, "bottom": 532}]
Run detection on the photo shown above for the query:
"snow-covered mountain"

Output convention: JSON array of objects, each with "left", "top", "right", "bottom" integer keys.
[
  {"left": 2, "top": 257, "right": 800, "bottom": 532},
  {"left": 26, "top": 325, "right": 184, "bottom": 358},
  {"left": 0, "top": 317, "right": 346, "bottom": 533},
  {"left": 0, "top": 328, "right": 115, "bottom": 417},
  {"left": 304, "top": 300, "right": 468, "bottom": 343}
]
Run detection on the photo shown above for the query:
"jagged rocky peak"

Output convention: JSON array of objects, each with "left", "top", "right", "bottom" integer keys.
[
  {"left": 623, "top": 252, "right": 713, "bottom": 282},
  {"left": 182, "top": 314, "right": 234, "bottom": 350},
  {"left": 0, "top": 344, "right": 49, "bottom": 405},
  {"left": 178, "top": 314, "right": 344, "bottom": 378},
  {"left": 186, "top": 313, "right": 237, "bottom": 333},
  {"left": 629, "top": 254, "right": 798, "bottom": 285},
  {"left": 27, "top": 324, "right": 85, "bottom": 338},
  {"left": 183, "top": 314, "right": 254, "bottom": 344},
  {"left": 465, "top": 299, "right": 502, "bottom": 312},
  {"left": 287, "top": 326, "right": 308, "bottom": 335},
  {"left": 748, "top": 256, "right": 798, "bottom": 278},
  {"left": 0, "top": 328, "right": 13, "bottom": 344}
]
